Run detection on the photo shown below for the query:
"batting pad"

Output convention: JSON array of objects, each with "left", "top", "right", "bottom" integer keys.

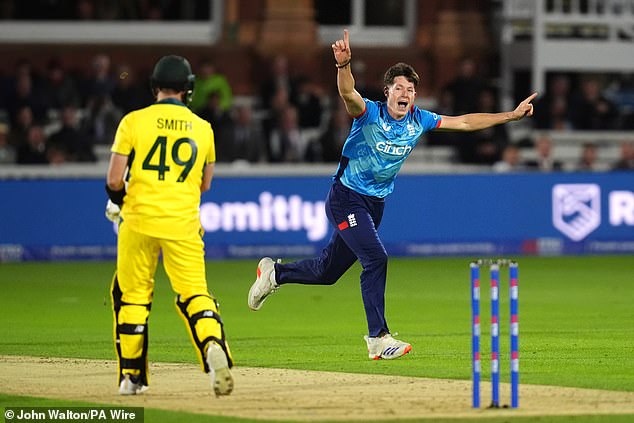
[{"left": 176, "top": 294, "right": 234, "bottom": 372}]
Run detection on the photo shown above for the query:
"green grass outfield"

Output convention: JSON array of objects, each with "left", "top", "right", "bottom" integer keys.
[{"left": 1, "top": 256, "right": 633, "bottom": 422}]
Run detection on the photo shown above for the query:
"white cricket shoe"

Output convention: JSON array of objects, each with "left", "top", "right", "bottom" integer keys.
[
  {"left": 118, "top": 373, "right": 148, "bottom": 395},
  {"left": 364, "top": 333, "right": 412, "bottom": 360},
  {"left": 247, "top": 257, "right": 279, "bottom": 311},
  {"left": 206, "top": 342, "right": 234, "bottom": 396}
]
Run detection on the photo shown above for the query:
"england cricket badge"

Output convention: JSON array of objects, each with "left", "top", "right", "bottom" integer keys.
[{"left": 552, "top": 184, "right": 601, "bottom": 241}]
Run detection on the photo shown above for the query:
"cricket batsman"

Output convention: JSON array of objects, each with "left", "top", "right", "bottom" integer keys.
[{"left": 105, "top": 55, "right": 234, "bottom": 396}]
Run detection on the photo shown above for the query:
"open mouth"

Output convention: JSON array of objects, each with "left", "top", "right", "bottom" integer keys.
[{"left": 397, "top": 100, "right": 409, "bottom": 110}]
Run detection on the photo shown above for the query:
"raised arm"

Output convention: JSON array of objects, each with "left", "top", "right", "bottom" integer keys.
[
  {"left": 332, "top": 29, "right": 365, "bottom": 117},
  {"left": 438, "top": 93, "right": 537, "bottom": 131}
]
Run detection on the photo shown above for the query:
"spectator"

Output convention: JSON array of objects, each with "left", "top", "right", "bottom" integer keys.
[
  {"left": 318, "top": 104, "right": 352, "bottom": 162},
  {"left": 455, "top": 88, "right": 508, "bottom": 165},
  {"left": 42, "top": 58, "right": 81, "bottom": 110},
  {"left": 548, "top": 96, "right": 573, "bottom": 130},
  {"left": 259, "top": 55, "right": 298, "bottom": 111},
  {"left": 612, "top": 141, "right": 634, "bottom": 170},
  {"left": 570, "top": 77, "right": 617, "bottom": 130},
  {"left": 577, "top": 142, "right": 600, "bottom": 171},
  {"left": 82, "top": 53, "right": 115, "bottom": 102},
  {"left": 190, "top": 59, "right": 233, "bottom": 114},
  {"left": 48, "top": 105, "right": 95, "bottom": 162},
  {"left": 198, "top": 92, "right": 234, "bottom": 162},
  {"left": 435, "top": 87, "right": 455, "bottom": 116},
  {"left": 621, "top": 75, "right": 634, "bottom": 129},
  {"left": 0, "top": 123, "right": 16, "bottom": 164},
  {"left": 351, "top": 60, "right": 383, "bottom": 101},
  {"left": 10, "top": 58, "right": 34, "bottom": 81},
  {"left": 82, "top": 91, "right": 122, "bottom": 145},
  {"left": 198, "top": 92, "right": 233, "bottom": 131},
  {"left": 426, "top": 87, "right": 460, "bottom": 148},
  {"left": 533, "top": 74, "right": 572, "bottom": 130},
  {"left": 524, "top": 134, "right": 564, "bottom": 171},
  {"left": 261, "top": 84, "right": 291, "bottom": 149},
  {"left": 46, "top": 143, "right": 68, "bottom": 165},
  {"left": 6, "top": 68, "right": 49, "bottom": 125},
  {"left": 222, "top": 104, "right": 266, "bottom": 163},
  {"left": 7, "top": 105, "right": 33, "bottom": 148},
  {"left": 16, "top": 124, "right": 48, "bottom": 164},
  {"left": 444, "top": 57, "right": 485, "bottom": 115},
  {"left": 493, "top": 144, "right": 523, "bottom": 173},
  {"left": 268, "top": 105, "right": 308, "bottom": 162},
  {"left": 294, "top": 77, "right": 324, "bottom": 129},
  {"left": 111, "top": 64, "right": 153, "bottom": 114},
  {"left": 0, "top": 59, "right": 27, "bottom": 112}
]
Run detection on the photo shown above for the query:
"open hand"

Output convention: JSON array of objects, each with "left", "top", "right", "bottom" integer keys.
[
  {"left": 332, "top": 29, "right": 351, "bottom": 66},
  {"left": 513, "top": 93, "right": 537, "bottom": 120}
]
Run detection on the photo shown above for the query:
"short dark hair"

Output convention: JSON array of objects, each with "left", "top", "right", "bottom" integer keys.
[{"left": 383, "top": 62, "right": 420, "bottom": 88}]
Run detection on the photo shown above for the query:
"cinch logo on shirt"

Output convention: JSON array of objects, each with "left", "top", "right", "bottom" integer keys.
[{"left": 376, "top": 141, "right": 413, "bottom": 156}]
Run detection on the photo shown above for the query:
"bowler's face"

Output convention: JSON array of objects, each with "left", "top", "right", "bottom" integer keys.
[{"left": 386, "top": 76, "right": 416, "bottom": 119}]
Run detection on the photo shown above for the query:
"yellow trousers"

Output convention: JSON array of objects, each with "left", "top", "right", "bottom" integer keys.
[{"left": 111, "top": 222, "right": 232, "bottom": 386}]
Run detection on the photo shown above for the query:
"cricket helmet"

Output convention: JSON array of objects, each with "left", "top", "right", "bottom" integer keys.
[{"left": 150, "top": 55, "right": 195, "bottom": 104}]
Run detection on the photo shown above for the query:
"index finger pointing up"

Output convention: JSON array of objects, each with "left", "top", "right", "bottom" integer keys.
[
  {"left": 343, "top": 29, "right": 349, "bottom": 48},
  {"left": 525, "top": 92, "right": 538, "bottom": 103}
]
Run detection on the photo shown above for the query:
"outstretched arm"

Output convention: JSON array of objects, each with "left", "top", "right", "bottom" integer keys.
[
  {"left": 332, "top": 29, "right": 365, "bottom": 117},
  {"left": 438, "top": 93, "right": 537, "bottom": 131}
]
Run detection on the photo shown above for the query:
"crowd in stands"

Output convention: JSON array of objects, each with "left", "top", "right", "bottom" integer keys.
[
  {"left": 491, "top": 135, "right": 631, "bottom": 173},
  {"left": 0, "top": 54, "right": 150, "bottom": 165},
  {"left": 0, "top": 52, "right": 633, "bottom": 172},
  {"left": 0, "top": 0, "right": 212, "bottom": 21},
  {"left": 533, "top": 74, "right": 634, "bottom": 131},
  {"left": 428, "top": 58, "right": 634, "bottom": 171}
]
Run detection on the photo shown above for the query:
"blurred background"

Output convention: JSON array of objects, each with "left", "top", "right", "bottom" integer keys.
[{"left": 0, "top": 0, "right": 633, "bottom": 261}]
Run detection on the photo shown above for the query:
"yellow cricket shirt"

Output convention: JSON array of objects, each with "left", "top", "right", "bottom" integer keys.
[{"left": 111, "top": 98, "right": 215, "bottom": 240}]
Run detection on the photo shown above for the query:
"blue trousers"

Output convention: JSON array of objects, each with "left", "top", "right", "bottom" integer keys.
[{"left": 275, "top": 180, "right": 389, "bottom": 337}]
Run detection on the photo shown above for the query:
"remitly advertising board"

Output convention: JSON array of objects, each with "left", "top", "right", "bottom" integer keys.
[{"left": 0, "top": 172, "right": 632, "bottom": 261}]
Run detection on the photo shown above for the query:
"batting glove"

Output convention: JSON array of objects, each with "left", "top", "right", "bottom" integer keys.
[{"left": 105, "top": 200, "right": 121, "bottom": 223}]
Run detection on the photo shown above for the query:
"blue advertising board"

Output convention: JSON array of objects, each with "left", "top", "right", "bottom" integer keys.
[{"left": 0, "top": 172, "right": 632, "bottom": 261}]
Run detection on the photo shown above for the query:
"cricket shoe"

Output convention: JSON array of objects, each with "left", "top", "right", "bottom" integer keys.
[
  {"left": 206, "top": 342, "right": 234, "bottom": 396},
  {"left": 247, "top": 257, "right": 279, "bottom": 311},
  {"left": 118, "top": 373, "right": 148, "bottom": 395},
  {"left": 364, "top": 333, "right": 412, "bottom": 360}
]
